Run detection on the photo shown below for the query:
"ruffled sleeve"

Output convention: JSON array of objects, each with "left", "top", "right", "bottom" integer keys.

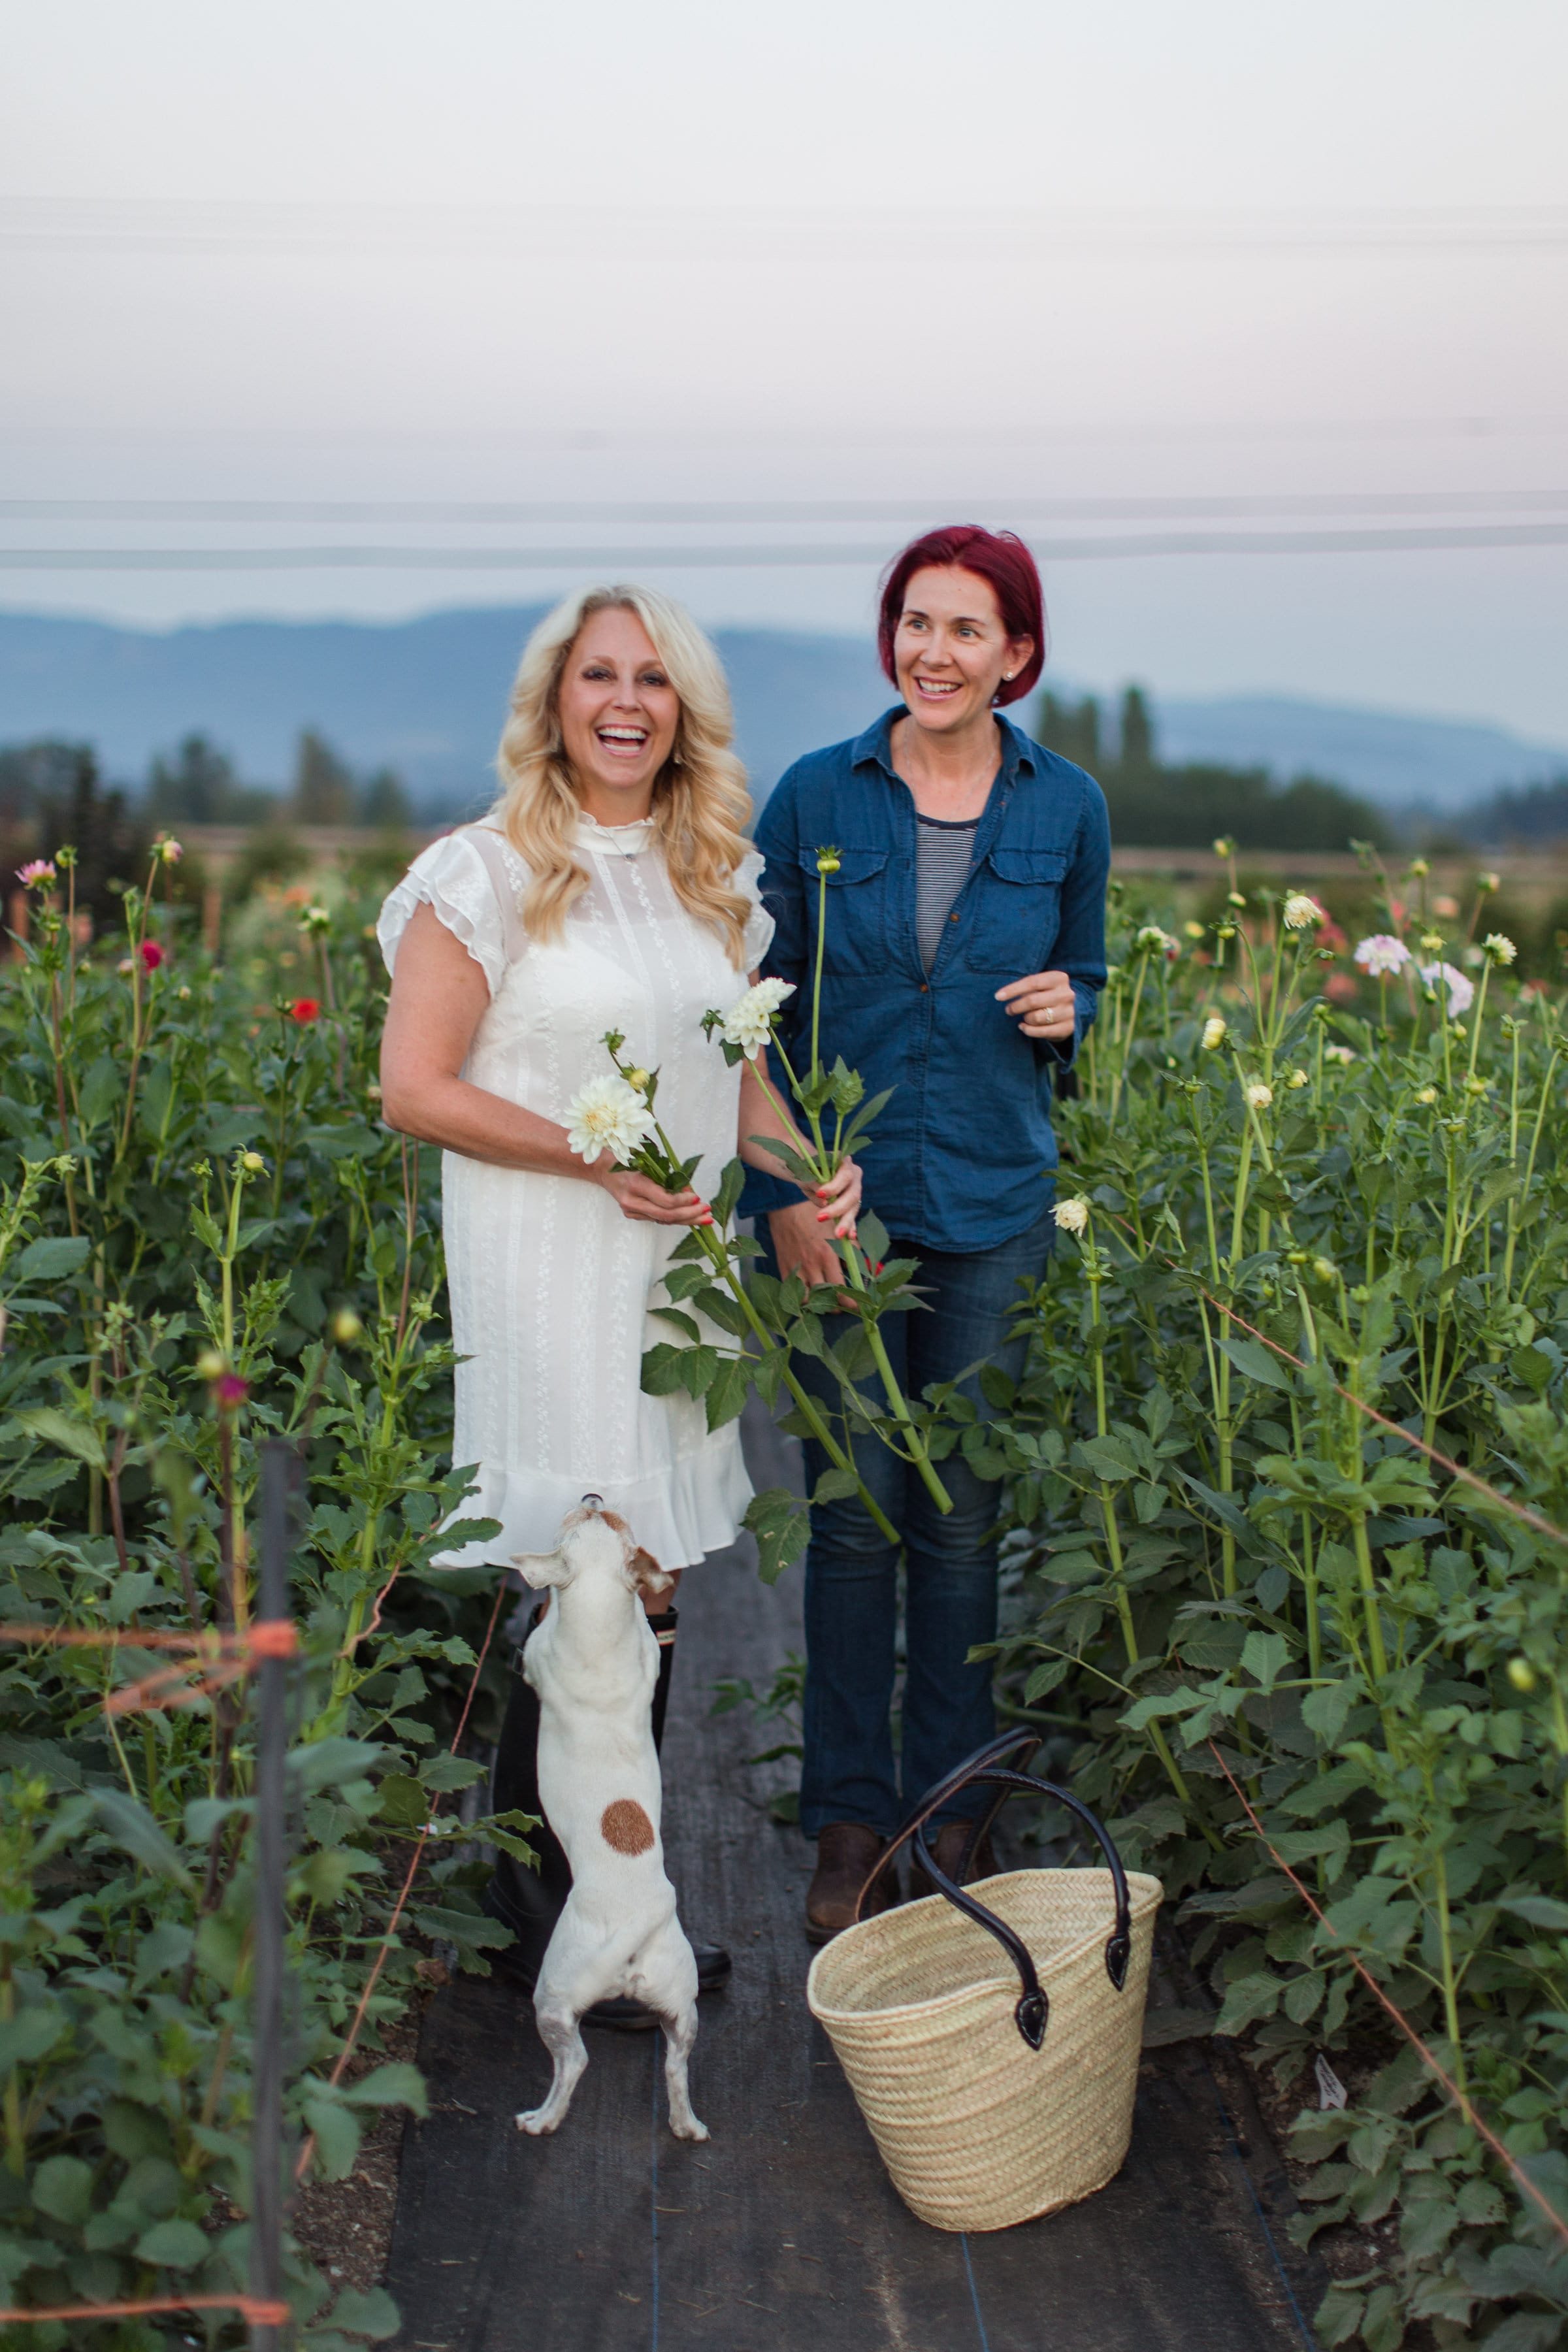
[
  {"left": 735, "top": 847, "right": 776, "bottom": 971},
  {"left": 377, "top": 830, "right": 508, "bottom": 998}
]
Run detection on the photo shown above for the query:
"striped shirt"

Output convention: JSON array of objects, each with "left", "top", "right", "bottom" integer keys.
[{"left": 915, "top": 811, "right": 980, "bottom": 972}]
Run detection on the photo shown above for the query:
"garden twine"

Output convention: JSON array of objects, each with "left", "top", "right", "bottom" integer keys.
[
  {"left": 1207, "top": 1742, "right": 1568, "bottom": 2252},
  {"left": 0, "top": 1615, "right": 299, "bottom": 2334}
]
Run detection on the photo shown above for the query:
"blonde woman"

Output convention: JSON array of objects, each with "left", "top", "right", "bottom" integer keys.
[{"left": 378, "top": 585, "right": 860, "bottom": 2021}]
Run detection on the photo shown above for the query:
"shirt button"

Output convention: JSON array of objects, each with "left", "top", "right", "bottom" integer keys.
[
  {"left": 920, "top": 983, "right": 928, "bottom": 992},
  {"left": 949, "top": 913, "right": 958, "bottom": 923}
]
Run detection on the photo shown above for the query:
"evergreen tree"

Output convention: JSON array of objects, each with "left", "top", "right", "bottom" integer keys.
[
  {"left": 289, "top": 730, "right": 359, "bottom": 826},
  {"left": 1035, "top": 693, "right": 1102, "bottom": 772},
  {"left": 1117, "top": 686, "right": 1155, "bottom": 777},
  {"left": 359, "top": 765, "right": 411, "bottom": 830},
  {"left": 146, "top": 733, "right": 245, "bottom": 825}
]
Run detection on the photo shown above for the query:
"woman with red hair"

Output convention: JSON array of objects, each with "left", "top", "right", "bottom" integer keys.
[{"left": 743, "top": 525, "right": 1109, "bottom": 1942}]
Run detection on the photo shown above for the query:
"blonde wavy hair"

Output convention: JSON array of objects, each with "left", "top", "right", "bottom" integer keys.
[{"left": 495, "top": 585, "right": 755, "bottom": 966}]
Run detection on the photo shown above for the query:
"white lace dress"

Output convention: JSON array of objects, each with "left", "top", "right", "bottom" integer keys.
[{"left": 377, "top": 814, "right": 774, "bottom": 1569}]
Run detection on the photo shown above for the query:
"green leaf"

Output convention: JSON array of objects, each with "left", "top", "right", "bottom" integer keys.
[
  {"left": 1498, "top": 1893, "right": 1568, "bottom": 1933},
  {"left": 410, "top": 1904, "right": 513, "bottom": 1952},
  {"left": 419, "top": 1753, "right": 486, "bottom": 1793},
  {"left": 135, "top": 2217, "right": 210, "bottom": 2270},
  {"left": 1301, "top": 1680, "right": 1359, "bottom": 1744},
  {"left": 705, "top": 1354, "right": 751, "bottom": 1432},
  {"left": 743, "top": 1489, "right": 811, "bottom": 1584},
  {"left": 641, "top": 1342, "right": 688, "bottom": 1396},
  {"left": 14, "top": 1407, "right": 106, "bottom": 1470},
  {"left": 303, "top": 2093, "right": 362, "bottom": 2180},
  {"left": 0, "top": 2004, "right": 65, "bottom": 2075},
  {"left": 375, "top": 1773, "right": 426, "bottom": 1826},
  {"left": 1078, "top": 1435, "right": 1139, "bottom": 1482},
  {"left": 1213, "top": 1970, "right": 1283, "bottom": 2033},
  {"left": 857, "top": 1211, "right": 890, "bottom": 1271},
  {"left": 11, "top": 1236, "right": 91, "bottom": 1282},
  {"left": 1218, "top": 1337, "right": 1295, "bottom": 1391},
  {"left": 1240, "top": 1631, "right": 1290, "bottom": 1692},
  {"left": 93, "top": 1790, "right": 195, "bottom": 1891},
  {"left": 330, "top": 2285, "right": 402, "bottom": 2342},
  {"left": 678, "top": 1345, "right": 719, "bottom": 1399},
  {"left": 78, "top": 1054, "right": 122, "bottom": 1130},
  {"left": 711, "top": 1156, "right": 746, "bottom": 1228},
  {"left": 31, "top": 2153, "right": 93, "bottom": 2225},
  {"left": 288, "top": 1737, "right": 385, "bottom": 1792},
  {"left": 342, "top": 2061, "right": 429, "bottom": 2117},
  {"left": 811, "top": 1465, "right": 861, "bottom": 1505},
  {"left": 649, "top": 1308, "right": 702, "bottom": 1343}
]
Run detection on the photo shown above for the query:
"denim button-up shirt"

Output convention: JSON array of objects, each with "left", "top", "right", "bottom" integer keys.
[{"left": 740, "top": 708, "right": 1110, "bottom": 1254}]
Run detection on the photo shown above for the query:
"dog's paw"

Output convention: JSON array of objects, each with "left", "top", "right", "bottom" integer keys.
[
  {"left": 670, "top": 2115, "right": 710, "bottom": 2142},
  {"left": 515, "top": 2108, "right": 561, "bottom": 2136}
]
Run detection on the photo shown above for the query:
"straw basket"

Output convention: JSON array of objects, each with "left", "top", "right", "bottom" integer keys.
[{"left": 806, "top": 1732, "right": 1162, "bottom": 2233}]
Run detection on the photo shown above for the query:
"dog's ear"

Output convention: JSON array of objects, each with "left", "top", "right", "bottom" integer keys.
[
  {"left": 628, "top": 1546, "right": 674, "bottom": 1600},
  {"left": 514, "top": 1548, "right": 568, "bottom": 1589}
]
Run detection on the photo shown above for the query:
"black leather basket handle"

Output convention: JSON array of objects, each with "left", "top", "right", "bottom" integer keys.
[{"left": 853, "top": 1729, "right": 1135, "bottom": 2052}]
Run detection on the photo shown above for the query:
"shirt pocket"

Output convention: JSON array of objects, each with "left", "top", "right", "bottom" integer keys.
[
  {"left": 963, "top": 847, "right": 1069, "bottom": 973},
  {"left": 800, "top": 847, "right": 891, "bottom": 974}
]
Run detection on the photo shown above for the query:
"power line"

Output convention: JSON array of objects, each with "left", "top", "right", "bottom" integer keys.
[
  {"left": 5, "top": 491, "right": 1568, "bottom": 527},
  {"left": 5, "top": 523, "right": 1568, "bottom": 570}
]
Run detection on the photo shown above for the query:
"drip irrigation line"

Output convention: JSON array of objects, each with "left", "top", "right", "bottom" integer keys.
[
  {"left": 1207, "top": 1741, "right": 1568, "bottom": 2251},
  {"left": 1105, "top": 1215, "right": 1568, "bottom": 1552},
  {"left": 293, "top": 1572, "right": 510, "bottom": 2183}
]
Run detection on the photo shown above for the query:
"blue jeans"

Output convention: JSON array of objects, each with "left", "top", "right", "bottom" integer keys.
[{"left": 764, "top": 1205, "right": 1054, "bottom": 1839}]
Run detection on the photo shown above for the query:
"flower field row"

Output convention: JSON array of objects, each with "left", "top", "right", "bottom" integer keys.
[
  {"left": 0, "top": 849, "right": 521, "bottom": 2348},
  {"left": 3, "top": 831, "right": 1567, "bottom": 2349},
  {"left": 976, "top": 850, "right": 1568, "bottom": 2349}
]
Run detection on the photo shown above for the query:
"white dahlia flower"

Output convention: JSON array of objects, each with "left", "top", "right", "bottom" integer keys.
[
  {"left": 1052, "top": 1197, "right": 1090, "bottom": 1235},
  {"left": 564, "top": 1075, "right": 657, "bottom": 1166},
  {"left": 720, "top": 977, "right": 796, "bottom": 1058},
  {"left": 1282, "top": 894, "right": 1324, "bottom": 931}
]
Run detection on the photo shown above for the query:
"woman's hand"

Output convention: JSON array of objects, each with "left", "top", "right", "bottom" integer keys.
[
  {"left": 814, "top": 1154, "right": 862, "bottom": 1241},
  {"left": 597, "top": 1166, "right": 715, "bottom": 1226},
  {"left": 996, "top": 968, "right": 1077, "bottom": 1041},
  {"left": 766, "top": 1156, "right": 863, "bottom": 1291}
]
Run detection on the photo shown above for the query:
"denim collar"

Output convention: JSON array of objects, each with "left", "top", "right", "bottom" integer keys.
[{"left": 850, "top": 706, "right": 1041, "bottom": 787}]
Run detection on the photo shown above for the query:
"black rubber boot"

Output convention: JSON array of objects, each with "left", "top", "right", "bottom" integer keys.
[{"left": 480, "top": 1603, "right": 731, "bottom": 2031}]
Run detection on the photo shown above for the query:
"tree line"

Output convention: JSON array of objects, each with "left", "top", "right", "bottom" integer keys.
[{"left": 1033, "top": 685, "right": 1394, "bottom": 851}]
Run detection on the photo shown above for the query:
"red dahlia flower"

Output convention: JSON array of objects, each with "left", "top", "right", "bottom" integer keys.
[
  {"left": 289, "top": 998, "right": 321, "bottom": 1024},
  {"left": 140, "top": 939, "right": 165, "bottom": 970}
]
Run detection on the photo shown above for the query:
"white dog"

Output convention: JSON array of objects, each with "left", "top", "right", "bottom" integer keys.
[{"left": 512, "top": 1497, "right": 708, "bottom": 2142}]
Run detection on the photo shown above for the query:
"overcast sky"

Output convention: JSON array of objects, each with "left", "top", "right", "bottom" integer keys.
[{"left": 5, "top": 0, "right": 1568, "bottom": 738}]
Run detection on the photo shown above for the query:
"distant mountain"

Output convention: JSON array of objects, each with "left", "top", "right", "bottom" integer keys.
[
  {"left": 1153, "top": 693, "right": 1568, "bottom": 815},
  {"left": 0, "top": 606, "right": 885, "bottom": 817},
  {"left": 0, "top": 605, "right": 1561, "bottom": 817}
]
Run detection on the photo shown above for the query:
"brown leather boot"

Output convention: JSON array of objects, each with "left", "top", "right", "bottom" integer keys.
[
  {"left": 805, "top": 1821, "right": 900, "bottom": 1946},
  {"left": 908, "top": 1820, "right": 998, "bottom": 1901}
]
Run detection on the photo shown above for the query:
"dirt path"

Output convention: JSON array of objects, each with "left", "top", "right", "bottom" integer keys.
[{"left": 385, "top": 1405, "right": 1323, "bottom": 2351}]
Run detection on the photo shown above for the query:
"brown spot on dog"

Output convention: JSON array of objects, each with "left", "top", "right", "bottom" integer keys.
[
  {"left": 601, "top": 1799, "right": 655, "bottom": 1855},
  {"left": 629, "top": 1545, "right": 674, "bottom": 1599}
]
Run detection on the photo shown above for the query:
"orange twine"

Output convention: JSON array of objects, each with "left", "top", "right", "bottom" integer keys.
[
  {"left": 0, "top": 2291, "right": 291, "bottom": 2325},
  {"left": 293, "top": 1573, "right": 510, "bottom": 2183},
  {"left": 1104, "top": 1217, "right": 1568, "bottom": 1552},
  {"left": 1207, "top": 1740, "right": 1568, "bottom": 2249}
]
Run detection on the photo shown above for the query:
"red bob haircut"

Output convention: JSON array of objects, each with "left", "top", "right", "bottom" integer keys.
[{"left": 877, "top": 525, "right": 1047, "bottom": 708}]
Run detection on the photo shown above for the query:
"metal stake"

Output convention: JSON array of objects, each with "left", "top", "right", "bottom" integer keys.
[{"left": 252, "top": 1441, "right": 293, "bottom": 2351}]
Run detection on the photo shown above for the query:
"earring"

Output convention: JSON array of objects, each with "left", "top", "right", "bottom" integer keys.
[{"left": 672, "top": 749, "right": 683, "bottom": 767}]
